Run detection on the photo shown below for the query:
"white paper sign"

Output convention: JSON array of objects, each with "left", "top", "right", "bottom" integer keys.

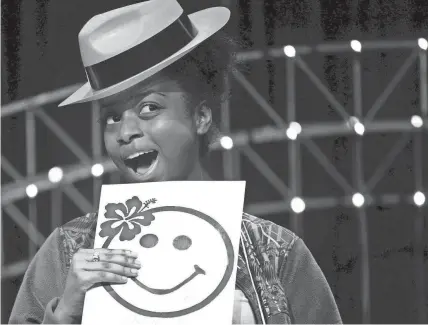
[{"left": 82, "top": 181, "right": 246, "bottom": 325}]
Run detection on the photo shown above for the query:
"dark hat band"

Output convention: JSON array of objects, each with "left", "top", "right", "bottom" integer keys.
[{"left": 85, "top": 12, "right": 197, "bottom": 91}]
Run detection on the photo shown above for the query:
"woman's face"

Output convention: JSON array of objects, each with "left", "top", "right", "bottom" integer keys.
[{"left": 100, "top": 75, "right": 211, "bottom": 183}]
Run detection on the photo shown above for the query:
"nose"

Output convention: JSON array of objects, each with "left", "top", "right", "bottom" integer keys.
[{"left": 117, "top": 113, "right": 144, "bottom": 145}]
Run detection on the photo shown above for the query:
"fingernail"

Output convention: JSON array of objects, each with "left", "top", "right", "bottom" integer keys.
[
  {"left": 121, "top": 276, "right": 128, "bottom": 281},
  {"left": 131, "top": 268, "right": 138, "bottom": 274},
  {"left": 134, "top": 259, "right": 141, "bottom": 266}
]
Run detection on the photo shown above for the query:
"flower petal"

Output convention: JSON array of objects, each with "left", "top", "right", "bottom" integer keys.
[
  {"left": 99, "top": 220, "right": 123, "bottom": 238},
  {"left": 125, "top": 196, "right": 143, "bottom": 219},
  {"left": 105, "top": 203, "right": 127, "bottom": 220},
  {"left": 119, "top": 221, "right": 142, "bottom": 241},
  {"left": 133, "top": 210, "right": 155, "bottom": 226},
  {"left": 111, "top": 220, "right": 125, "bottom": 229}
]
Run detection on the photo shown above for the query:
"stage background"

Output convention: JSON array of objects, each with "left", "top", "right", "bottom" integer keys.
[{"left": 2, "top": 0, "right": 428, "bottom": 323}]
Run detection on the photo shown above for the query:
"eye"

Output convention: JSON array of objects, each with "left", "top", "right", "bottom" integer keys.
[
  {"left": 140, "top": 234, "right": 158, "bottom": 248},
  {"left": 106, "top": 115, "right": 121, "bottom": 125},
  {"left": 173, "top": 235, "right": 192, "bottom": 250},
  {"left": 139, "top": 103, "right": 160, "bottom": 115}
]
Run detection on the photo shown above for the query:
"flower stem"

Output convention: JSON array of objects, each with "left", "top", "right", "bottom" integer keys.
[{"left": 103, "top": 236, "right": 114, "bottom": 248}]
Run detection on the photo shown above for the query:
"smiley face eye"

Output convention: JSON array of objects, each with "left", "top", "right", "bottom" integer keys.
[
  {"left": 140, "top": 234, "right": 158, "bottom": 248},
  {"left": 173, "top": 235, "right": 192, "bottom": 250}
]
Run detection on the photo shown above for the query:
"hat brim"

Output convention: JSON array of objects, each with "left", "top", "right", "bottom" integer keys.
[{"left": 59, "top": 7, "right": 230, "bottom": 107}]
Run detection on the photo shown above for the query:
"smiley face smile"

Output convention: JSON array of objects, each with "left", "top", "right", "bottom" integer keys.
[{"left": 132, "top": 265, "right": 206, "bottom": 295}]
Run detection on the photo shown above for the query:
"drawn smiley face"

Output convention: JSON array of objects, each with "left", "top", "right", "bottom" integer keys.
[
  {"left": 102, "top": 206, "right": 234, "bottom": 318},
  {"left": 133, "top": 233, "right": 206, "bottom": 295}
]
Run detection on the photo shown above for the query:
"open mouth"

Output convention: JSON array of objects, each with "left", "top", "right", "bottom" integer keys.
[
  {"left": 124, "top": 150, "right": 159, "bottom": 175},
  {"left": 132, "top": 265, "right": 205, "bottom": 295}
]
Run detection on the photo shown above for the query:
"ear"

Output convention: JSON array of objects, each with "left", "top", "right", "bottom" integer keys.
[{"left": 195, "top": 101, "right": 212, "bottom": 135}]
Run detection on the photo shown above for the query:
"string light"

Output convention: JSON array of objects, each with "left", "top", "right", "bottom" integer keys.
[
  {"left": 352, "top": 193, "right": 365, "bottom": 207},
  {"left": 91, "top": 164, "right": 104, "bottom": 177},
  {"left": 348, "top": 117, "right": 365, "bottom": 135},
  {"left": 418, "top": 38, "right": 428, "bottom": 50},
  {"left": 26, "top": 184, "right": 38, "bottom": 198},
  {"left": 350, "top": 40, "right": 362, "bottom": 52},
  {"left": 413, "top": 191, "right": 426, "bottom": 206},
  {"left": 410, "top": 115, "right": 423, "bottom": 128},
  {"left": 286, "top": 122, "right": 302, "bottom": 140},
  {"left": 289, "top": 122, "right": 302, "bottom": 134},
  {"left": 286, "top": 128, "right": 298, "bottom": 140},
  {"left": 290, "top": 197, "right": 305, "bottom": 213},
  {"left": 48, "top": 167, "right": 64, "bottom": 183},
  {"left": 220, "top": 136, "right": 234, "bottom": 150},
  {"left": 354, "top": 122, "right": 365, "bottom": 135},
  {"left": 283, "top": 45, "right": 296, "bottom": 58}
]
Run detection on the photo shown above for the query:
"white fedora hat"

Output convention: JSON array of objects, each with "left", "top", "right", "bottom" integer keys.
[{"left": 59, "top": 0, "right": 230, "bottom": 106}]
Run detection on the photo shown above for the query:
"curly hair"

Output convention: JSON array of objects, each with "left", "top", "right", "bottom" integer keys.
[{"left": 162, "top": 32, "right": 242, "bottom": 156}]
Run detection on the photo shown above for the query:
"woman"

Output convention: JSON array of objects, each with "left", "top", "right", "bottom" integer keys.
[{"left": 9, "top": 1, "right": 342, "bottom": 324}]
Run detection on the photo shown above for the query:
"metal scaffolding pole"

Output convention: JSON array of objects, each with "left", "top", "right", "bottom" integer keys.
[
  {"left": 92, "top": 101, "right": 103, "bottom": 210},
  {"left": 286, "top": 56, "right": 303, "bottom": 235},
  {"left": 352, "top": 54, "right": 371, "bottom": 323},
  {"left": 221, "top": 71, "right": 235, "bottom": 180},
  {"left": 414, "top": 207, "right": 426, "bottom": 324},
  {"left": 50, "top": 188, "right": 62, "bottom": 230},
  {"left": 415, "top": 47, "right": 427, "bottom": 323},
  {"left": 420, "top": 49, "right": 428, "bottom": 117},
  {"left": 25, "top": 111, "right": 38, "bottom": 258},
  {"left": 236, "top": 40, "right": 420, "bottom": 62},
  {"left": 1, "top": 210, "right": 4, "bottom": 268},
  {"left": 1, "top": 83, "right": 83, "bottom": 117}
]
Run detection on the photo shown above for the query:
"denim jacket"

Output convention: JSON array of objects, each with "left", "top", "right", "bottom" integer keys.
[{"left": 9, "top": 212, "right": 342, "bottom": 324}]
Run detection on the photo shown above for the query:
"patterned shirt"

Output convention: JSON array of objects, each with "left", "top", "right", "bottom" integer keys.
[{"left": 9, "top": 212, "right": 342, "bottom": 324}]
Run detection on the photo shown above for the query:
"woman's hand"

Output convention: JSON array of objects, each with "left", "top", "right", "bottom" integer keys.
[{"left": 54, "top": 248, "right": 141, "bottom": 323}]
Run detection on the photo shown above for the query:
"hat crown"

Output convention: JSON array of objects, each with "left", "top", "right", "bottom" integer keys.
[{"left": 78, "top": 0, "right": 184, "bottom": 67}]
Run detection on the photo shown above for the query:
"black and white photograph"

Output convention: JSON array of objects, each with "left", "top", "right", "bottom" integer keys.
[{"left": 1, "top": 0, "right": 427, "bottom": 323}]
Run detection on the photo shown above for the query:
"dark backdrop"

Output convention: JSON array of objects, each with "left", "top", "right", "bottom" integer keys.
[{"left": 2, "top": 0, "right": 428, "bottom": 323}]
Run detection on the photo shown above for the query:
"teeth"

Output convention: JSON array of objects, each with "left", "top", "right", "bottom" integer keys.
[{"left": 126, "top": 150, "right": 155, "bottom": 160}]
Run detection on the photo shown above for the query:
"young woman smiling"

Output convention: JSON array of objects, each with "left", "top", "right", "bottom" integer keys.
[{"left": 9, "top": 1, "right": 342, "bottom": 324}]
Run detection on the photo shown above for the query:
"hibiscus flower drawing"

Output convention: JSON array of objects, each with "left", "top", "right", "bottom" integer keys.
[{"left": 99, "top": 196, "right": 157, "bottom": 245}]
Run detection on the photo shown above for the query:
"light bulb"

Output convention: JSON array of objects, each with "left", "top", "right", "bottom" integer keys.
[
  {"left": 350, "top": 40, "right": 362, "bottom": 52},
  {"left": 348, "top": 117, "right": 365, "bottom": 135},
  {"left": 352, "top": 193, "right": 365, "bottom": 207},
  {"left": 220, "top": 136, "right": 234, "bottom": 150},
  {"left": 283, "top": 45, "right": 296, "bottom": 58},
  {"left": 354, "top": 122, "right": 365, "bottom": 135},
  {"left": 286, "top": 128, "right": 298, "bottom": 140},
  {"left": 291, "top": 197, "right": 305, "bottom": 213},
  {"left": 418, "top": 38, "right": 428, "bottom": 50},
  {"left": 26, "top": 184, "right": 38, "bottom": 198},
  {"left": 289, "top": 122, "right": 302, "bottom": 134},
  {"left": 413, "top": 191, "right": 426, "bottom": 206},
  {"left": 91, "top": 164, "right": 104, "bottom": 177},
  {"left": 410, "top": 115, "right": 423, "bottom": 128},
  {"left": 48, "top": 167, "right": 64, "bottom": 183}
]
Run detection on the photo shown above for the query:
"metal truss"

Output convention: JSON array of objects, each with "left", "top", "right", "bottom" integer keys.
[{"left": 1, "top": 39, "right": 427, "bottom": 323}]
